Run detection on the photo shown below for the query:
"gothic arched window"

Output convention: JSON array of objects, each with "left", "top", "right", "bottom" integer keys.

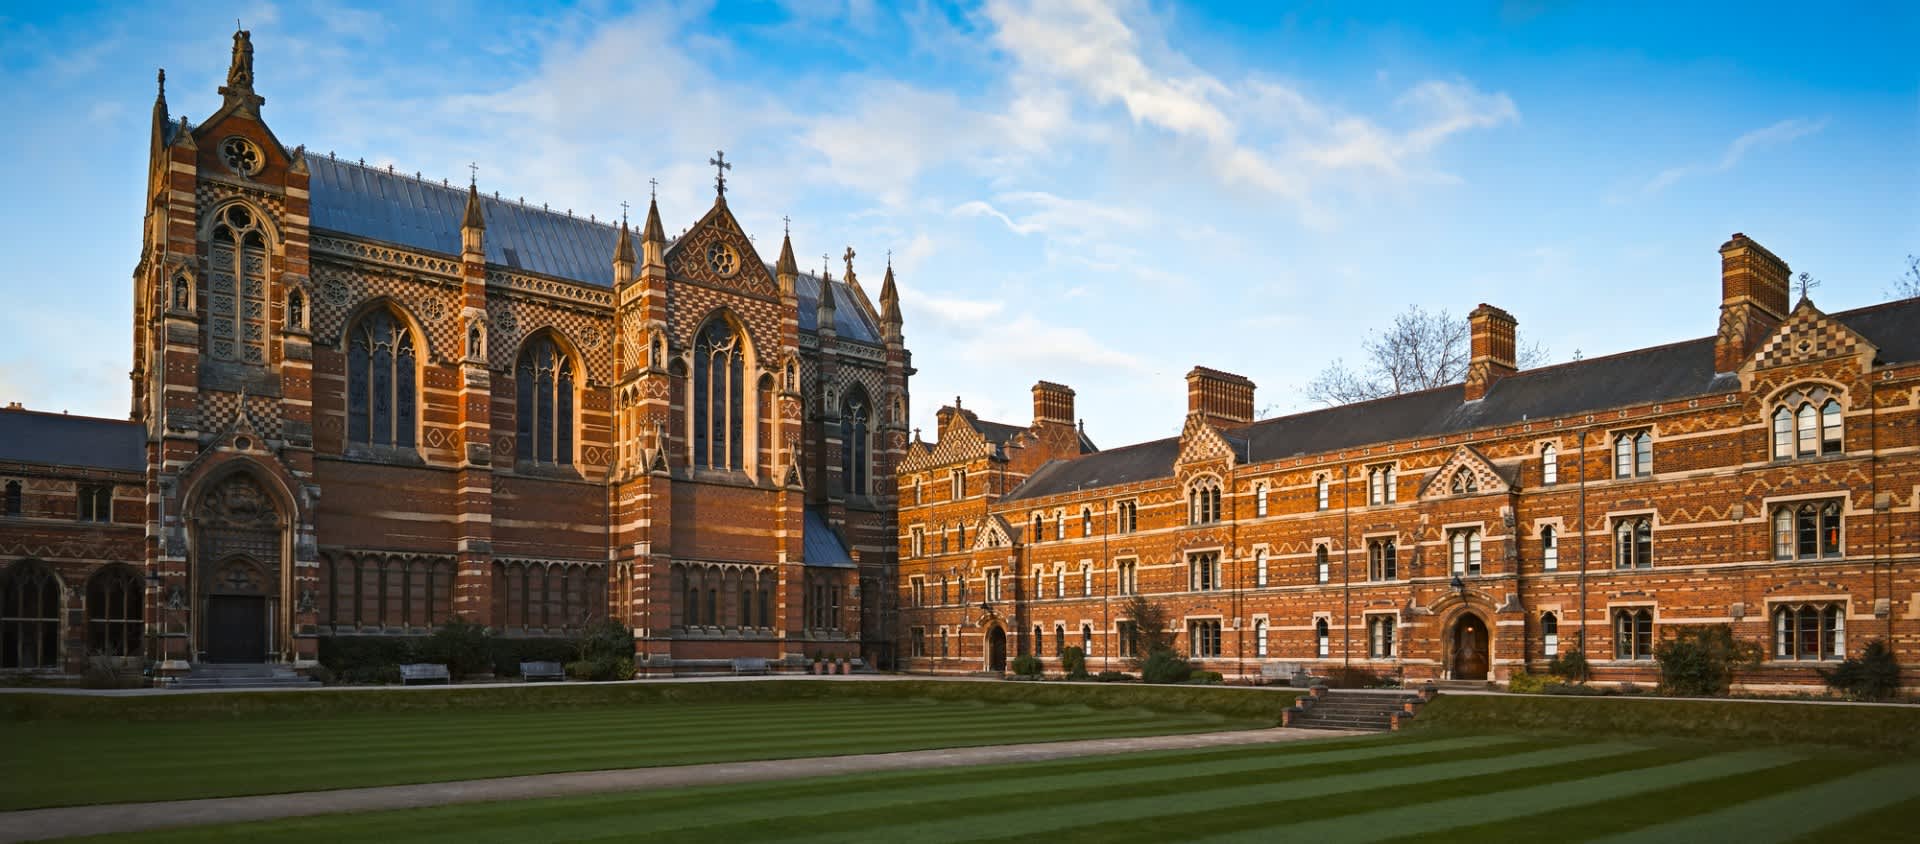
[
  {"left": 206, "top": 204, "right": 271, "bottom": 365},
  {"left": 841, "top": 386, "right": 871, "bottom": 495},
  {"left": 345, "top": 306, "right": 417, "bottom": 450},
  {"left": 692, "top": 317, "right": 747, "bottom": 470},
  {"left": 86, "top": 565, "right": 144, "bottom": 657},
  {"left": 516, "top": 335, "right": 575, "bottom": 467},
  {"left": 1, "top": 560, "right": 61, "bottom": 668}
]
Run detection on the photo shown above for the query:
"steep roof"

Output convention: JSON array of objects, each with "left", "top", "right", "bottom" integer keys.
[
  {"left": 0, "top": 408, "right": 144, "bottom": 472},
  {"left": 802, "top": 507, "right": 856, "bottom": 568},
  {"left": 1006, "top": 297, "right": 1920, "bottom": 502},
  {"left": 305, "top": 156, "right": 880, "bottom": 343}
]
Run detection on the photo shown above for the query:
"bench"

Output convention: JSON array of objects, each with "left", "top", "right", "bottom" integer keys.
[
  {"left": 399, "top": 663, "right": 450, "bottom": 685},
  {"left": 521, "top": 660, "right": 565, "bottom": 682},
  {"left": 731, "top": 657, "right": 771, "bottom": 676},
  {"left": 1260, "top": 662, "right": 1314, "bottom": 688}
]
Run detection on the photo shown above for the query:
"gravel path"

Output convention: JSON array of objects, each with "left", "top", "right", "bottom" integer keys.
[{"left": 0, "top": 726, "right": 1360, "bottom": 842}]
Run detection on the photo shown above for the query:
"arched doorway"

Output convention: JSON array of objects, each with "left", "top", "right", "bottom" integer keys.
[
  {"left": 191, "top": 471, "right": 284, "bottom": 663},
  {"left": 205, "top": 557, "right": 269, "bottom": 662},
  {"left": 1450, "top": 613, "right": 1489, "bottom": 680},
  {"left": 986, "top": 625, "right": 1007, "bottom": 673}
]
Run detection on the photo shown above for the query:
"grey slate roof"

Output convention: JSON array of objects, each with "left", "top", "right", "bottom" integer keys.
[
  {"left": 305, "top": 156, "right": 881, "bottom": 344},
  {"left": 803, "top": 507, "right": 856, "bottom": 568},
  {"left": 0, "top": 409, "right": 144, "bottom": 472},
  {"left": 1006, "top": 297, "right": 1920, "bottom": 502}
]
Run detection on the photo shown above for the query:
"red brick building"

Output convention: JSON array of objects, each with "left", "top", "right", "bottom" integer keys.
[
  {"left": 0, "top": 32, "right": 909, "bottom": 677},
  {"left": 897, "top": 238, "right": 1920, "bottom": 690}
]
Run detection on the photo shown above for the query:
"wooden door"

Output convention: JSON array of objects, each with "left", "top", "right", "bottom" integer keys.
[
  {"left": 988, "top": 627, "right": 1007, "bottom": 672},
  {"left": 206, "top": 595, "right": 267, "bottom": 663},
  {"left": 1453, "top": 616, "right": 1488, "bottom": 680}
]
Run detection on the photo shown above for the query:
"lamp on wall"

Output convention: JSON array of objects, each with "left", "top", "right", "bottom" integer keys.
[{"left": 1450, "top": 574, "right": 1466, "bottom": 596}]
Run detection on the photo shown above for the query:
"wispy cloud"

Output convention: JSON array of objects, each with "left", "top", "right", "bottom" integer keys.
[{"left": 1638, "top": 118, "right": 1828, "bottom": 197}]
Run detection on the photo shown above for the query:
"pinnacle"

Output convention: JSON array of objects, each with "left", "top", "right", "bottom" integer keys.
[{"left": 641, "top": 196, "right": 666, "bottom": 244}]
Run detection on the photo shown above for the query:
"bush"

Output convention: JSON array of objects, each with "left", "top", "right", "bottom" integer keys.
[
  {"left": 1819, "top": 639, "right": 1901, "bottom": 701},
  {"left": 342, "top": 664, "right": 403, "bottom": 685},
  {"left": 1321, "top": 666, "right": 1383, "bottom": 689},
  {"left": 575, "top": 619, "right": 634, "bottom": 663},
  {"left": 417, "top": 618, "right": 493, "bottom": 679},
  {"left": 82, "top": 654, "right": 140, "bottom": 690},
  {"left": 1096, "top": 670, "right": 1134, "bottom": 683},
  {"left": 489, "top": 638, "right": 579, "bottom": 677},
  {"left": 1541, "top": 680, "right": 1603, "bottom": 696},
  {"left": 1140, "top": 649, "right": 1193, "bottom": 685},
  {"left": 1655, "top": 624, "right": 1761, "bottom": 696},
  {"left": 565, "top": 657, "right": 634, "bottom": 682},
  {"left": 1547, "top": 648, "right": 1591, "bottom": 683},
  {"left": 1506, "top": 672, "right": 1550, "bottom": 694},
  {"left": 1060, "top": 646, "right": 1089, "bottom": 680},
  {"left": 319, "top": 636, "right": 415, "bottom": 681},
  {"left": 1184, "top": 670, "right": 1223, "bottom": 685},
  {"left": 1009, "top": 654, "right": 1042, "bottom": 678},
  {"left": 305, "top": 664, "right": 337, "bottom": 685}
]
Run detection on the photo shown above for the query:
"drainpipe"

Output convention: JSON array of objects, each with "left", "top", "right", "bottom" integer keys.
[
  {"left": 1343, "top": 462, "right": 1352, "bottom": 668},
  {"left": 1101, "top": 495, "right": 1111, "bottom": 673},
  {"left": 1577, "top": 426, "right": 1590, "bottom": 652}
]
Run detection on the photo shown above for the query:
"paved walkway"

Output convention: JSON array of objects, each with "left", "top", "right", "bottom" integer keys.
[{"left": 0, "top": 726, "right": 1359, "bottom": 842}]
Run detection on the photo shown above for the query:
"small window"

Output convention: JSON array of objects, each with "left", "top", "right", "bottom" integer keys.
[
  {"left": 1614, "top": 516, "right": 1653, "bottom": 569},
  {"left": 1315, "top": 546, "right": 1330, "bottom": 584},
  {"left": 1116, "top": 500, "right": 1138, "bottom": 534},
  {"left": 1613, "top": 608, "right": 1654, "bottom": 660},
  {"left": 941, "top": 628, "right": 949, "bottom": 657},
  {"left": 985, "top": 569, "right": 1002, "bottom": 602},
  {"left": 1614, "top": 430, "right": 1652, "bottom": 478},
  {"left": 1055, "top": 564, "right": 1066, "bottom": 599},
  {"left": 1315, "top": 476, "right": 1330, "bottom": 511},
  {"left": 1081, "top": 623, "right": 1093, "bottom": 654},
  {"left": 1367, "top": 616, "right": 1395, "bottom": 658},
  {"left": 1055, "top": 624, "right": 1066, "bottom": 655},
  {"left": 1189, "top": 619, "right": 1222, "bottom": 659},
  {"left": 1188, "top": 479, "right": 1222, "bottom": 525},
  {"left": 1368, "top": 538, "right": 1397, "bottom": 581},
  {"left": 1118, "top": 620, "right": 1138, "bottom": 658},
  {"left": 1449, "top": 528, "right": 1482, "bottom": 576},
  {"left": 950, "top": 468, "right": 965, "bottom": 500},
  {"left": 1032, "top": 625, "right": 1044, "bottom": 656},
  {"left": 910, "top": 577, "right": 925, "bottom": 607},
  {"left": 1367, "top": 465, "right": 1396, "bottom": 505},
  {"left": 1255, "top": 619, "right": 1269, "bottom": 658},
  {"left": 1542, "top": 612, "right": 1559, "bottom": 657},
  {"left": 1255, "top": 549, "right": 1269, "bottom": 588},
  {"left": 3, "top": 480, "right": 20, "bottom": 516},
  {"left": 909, "top": 526, "right": 924, "bottom": 558},
  {"left": 1081, "top": 507, "right": 1093, "bottom": 537},
  {"left": 910, "top": 626, "right": 927, "bottom": 658},
  {"left": 1541, "top": 443, "right": 1558, "bottom": 485},
  {"left": 77, "top": 484, "right": 112, "bottom": 523},
  {"left": 1772, "top": 501, "right": 1843, "bottom": 560},
  {"left": 1255, "top": 483, "right": 1269, "bottom": 517},
  {"left": 1081, "top": 563, "right": 1093, "bottom": 597},
  {"left": 1315, "top": 618, "right": 1330, "bottom": 658},
  {"left": 1031, "top": 514, "right": 1044, "bottom": 543},
  {"left": 1188, "top": 552, "right": 1221, "bottom": 591},
  {"left": 1117, "top": 560, "right": 1138, "bottom": 595},
  {"left": 1541, "top": 526, "right": 1558, "bottom": 571},
  {"left": 1773, "top": 602, "right": 1844, "bottom": 661},
  {"left": 1055, "top": 510, "right": 1065, "bottom": 541}
]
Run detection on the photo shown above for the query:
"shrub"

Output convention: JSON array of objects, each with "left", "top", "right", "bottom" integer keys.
[
  {"left": 575, "top": 619, "right": 634, "bottom": 663},
  {"left": 565, "top": 657, "right": 634, "bottom": 682},
  {"left": 1096, "top": 670, "right": 1134, "bottom": 683},
  {"left": 1060, "top": 646, "right": 1089, "bottom": 680},
  {"left": 82, "top": 654, "right": 138, "bottom": 690},
  {"left": 1009, "top": 654, "right": 1042, "bottom": 678},
  {"left": 319, "top": 636, "right": 415, "bottom": 680},
  {"left": 1140, "top": 649, "right": 1193, "bottom": 685},
  {"left": 417, "top": 618, "right": 493, "bottom": 679},
  {"left": 1820, "top": 640, "right": 1901, "bottom": 700},
  {"left": 1542, "top": 681, "right": 1603, "bottom": 696},
  {"left": 305, "top": 664, "right": 337, "bottom": 685},
  {"left": 1184, "top": 670, "right": 1223, "bottom": 685},
  {"left": 489, "top": 638, "right": 579, "bottom": 677},
  {"left": 1655, "top": 624, "right": 1761, "bottom": 696},
  {"left": 1507, "top": 672, "right": 1550, "bottom": 694},
  {"left": 1547, "top": 648, "right": 1590, "bottom": 683},
  {"left": 1322, "top": 666, "right": 1383, "bottom": 689}
]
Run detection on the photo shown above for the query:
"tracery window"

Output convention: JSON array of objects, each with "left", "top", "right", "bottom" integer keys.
[
  {"left": 1613, "top": 430, "right": 1652, "bottom": 478},
  {"left": 1116, "top": 500, "right": 1138, "bottom": 534},
  {"left": 346, "top": 306, "right": 418, "bottom": 450},
  {"left": 1613, "top": 516, "right": 1653, "bottom": 569},
  {"left": 516, "top": 335, "right": 575, "bottom": 467},
  {"left": 1772, "top": 501, "right": 1843, "bottom": 560},
  {"left": 1117, "top": 560, "right": 1137, "bottom": 595},
  {"left": 86, "top": 565, "right": 144, "bottom": 657},
  {"left": 1613, "top": 608, "right": 1654, "bottom": 660},
  {"left": 1367, "top": 615, "right": 1396, "bottom": 658},
  {"left": 1368, "top": 537, "right": 1397, "bottom": 581},
  {"left": 692, "top": 317, "right": 747, "bottom": 470},
  {"left": 1450, "top": 528, "right": 1482, "bottom": 576},
  {"left": 1771, "top": 387, "right": 1844, "bottom": 460},
  {"left": 1773, "top": 603, "right": 1844, "bottom": 661},
  {"left": 206, "top": 204, "right": 270, "bottom": 366},
  {"left": 840, "top": 387, "right": 871, "bottom": 495},
  {"left": 77, "top": 484, "right": 111, "bottom": 523},
  {"left": 0, "top": 560, "right": 60, "bottom": 669},
  {"left": 1367, "top": 465, "right": 1397, "bottom": 505},
  {"left": 1449, "top": 470, "right": 1478, "bottom": 494},
  {"left": 1188, "top": 551, "right": 1221, "bottom": 591},
  {"left": 1187, "top": 477, "right": 1222, "bottom": 525}
]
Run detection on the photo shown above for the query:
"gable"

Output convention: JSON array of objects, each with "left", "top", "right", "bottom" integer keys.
[
  {"left": 974, "top": 514, "right": 1014, "bottom": 550},
  {"left": 1750, "top": 299, "right": 1878, "bottom": 373},
  {"left": 1418, "top": 445, "right": 1513, "bottom": 499},
  {"left": 664, "top": 201, "right": 778, "bottom": 300},
  {"left": 1177, "top": 412, "right": 1238, "bottom": 468}
]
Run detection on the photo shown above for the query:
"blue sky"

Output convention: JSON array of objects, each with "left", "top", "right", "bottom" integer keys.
[{"left": 0, "top": 1, "right": 1914, "bottom": 447}]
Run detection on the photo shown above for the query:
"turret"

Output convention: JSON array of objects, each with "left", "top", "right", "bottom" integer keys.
[
  {"left": 461, "top": 179, "right": 485, "bottom": 259},
  {"left": 879, "top": 258, "right": 902, "bottom": 341},
  {"left": 641, "top": 195, "right": 666, "bottom": 271},
  {"left": 776, "top": 224, "right": 798, "bottom": 300},
  {"left": 816, "top": 258, "right": 838, "bottom": 339},
  {"left": 613, "top": 214, "right": 636, "bottom": 288}
]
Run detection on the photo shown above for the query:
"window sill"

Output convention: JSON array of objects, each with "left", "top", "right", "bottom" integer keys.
[
  {"left": 337, "top": 446, "right": 427, "bottom": 467},
  {"left": 511, "top": 462, "right": 583, "bottom": 481}
]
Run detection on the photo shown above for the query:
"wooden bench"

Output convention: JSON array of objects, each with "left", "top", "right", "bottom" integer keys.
[
  {"left": 521, "top": 660, "right": 565, "bottom": 682},
  {"left": 731, "top": 656, "right": 771, "bottom": 676},
  {"left": 399, "top": 663, "right": 450, "bottom": 685},
  {"left": 1260, "top": 662, "right": 1313, "bottom": 688}
]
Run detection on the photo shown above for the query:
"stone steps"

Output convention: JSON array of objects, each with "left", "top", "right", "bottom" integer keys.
[
  {"left": 1289, "top": 691, "right": 1421, "bottom": 731},
  {"left": 171, "top": 663, "right": 319, "bottom": 690}
]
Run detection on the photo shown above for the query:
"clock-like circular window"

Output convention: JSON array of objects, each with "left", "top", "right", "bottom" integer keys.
[
  {"left": 221, "top": 137, "right": 263, "bottom": 177},
  {"left": 705, "top": 241, "right": 739, "bottom": 277}
]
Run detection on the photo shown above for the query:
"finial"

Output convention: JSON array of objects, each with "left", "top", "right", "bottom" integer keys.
[
  {"left": 886, "top": 248, "right": 892, "bottom": 269},
  {"left": 620, "top": 200, "right": 630, "bottom": 225},
  {"left": 468, "top": 161, "right": 478, "bottom": 186},
  {"left": 822, "top": 254, "right": 831, "bottom": 278},
  {"left": 649, "top": 177, "right": 658, "bottom": 200},
  {"left": 157, "top": 68, "right": 165, "bottom": 94},
  {"left": 709, "top": 150, "right": 731, "bottom": 198},
  {"left": 844, "top": 245, "right": 856, "bottom": 280},
  {"left": 783, "top": 215, "right": 790, "bottom": 236}
]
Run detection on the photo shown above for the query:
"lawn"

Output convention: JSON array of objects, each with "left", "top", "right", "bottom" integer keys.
[
  {"left": 0, "top": 690, "right": 1269, "bottom": 811},
  {"left": 80, "top": 732, "right": 1920, "bottom": 843}
]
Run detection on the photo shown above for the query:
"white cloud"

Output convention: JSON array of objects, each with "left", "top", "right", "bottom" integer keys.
[{"left": 1637, "top": 117, "right": 1828, "bottom": 197}]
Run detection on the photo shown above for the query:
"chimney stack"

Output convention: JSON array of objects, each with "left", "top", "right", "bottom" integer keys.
[
  {"left": 1186, "top": 367, "right": 1255, "bottom": 427},
  {"left": 1464, "top": 303, "right": 1518, "bottom": 401},
  {"left": 1715, "top": 233, "right": 1790, "bottom": 372},
  {"left": 1032, "top": 381, "right": 1075, "bottom": 428}
]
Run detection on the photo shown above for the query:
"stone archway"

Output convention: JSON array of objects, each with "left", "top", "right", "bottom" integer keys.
[
  {"left": 985, "top": 624, "right": 1007, "bottom": 673},
  {"left": 190, "top": 471, "right": 285, "bottom": 663},
  {"left": 1449, "top": 612, "right": 1490, "bottom": 680}
]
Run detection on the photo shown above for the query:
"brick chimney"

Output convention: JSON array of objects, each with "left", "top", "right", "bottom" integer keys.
[
  {"left": 1464, "top": 303, "right": 1518, "bottom": 401},
  {"left": 1032, "top": 381, "right": 1075, "bottom": 428},
  {"left": 1715, "top": 233, "right": 1791, "bottom": 373},
  {"left": 1186, "top": 367, "right": 1255, "bottom": 427}
]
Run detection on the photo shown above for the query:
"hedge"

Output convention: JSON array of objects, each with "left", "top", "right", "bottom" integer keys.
[
  {"left": 0, "top": 679, "right": 1302, "bottom": 724},
  {"left": 1410, "top": 692, "right": 1920, "bottom": 753}
]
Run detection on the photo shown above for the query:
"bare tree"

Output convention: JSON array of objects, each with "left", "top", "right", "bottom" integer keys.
[
  {"left": 1305, "top": 305, "right": 1548, "bottom": 406},
  {"left": 1892, "top": 254, "right": 1920, "bottom": 300}
]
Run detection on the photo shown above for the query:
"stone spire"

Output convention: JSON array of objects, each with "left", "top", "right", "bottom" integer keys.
[
  {"left": 816, "top": 257, "right": 838, "bottom": 337},
  {"left": 218, "top": 27, "right": 264, "bottom": 111},
  {"left": 775, "top": 223, "right": 798, "bottom": 299},
  {"left": 613, "top": 214, "right": 636, "bottom": 287},
  {"left": 879, "top": 256, "right": 902, "bottom": 337},
  {"left": 461, "top": 179, "right": 485, "bottom": 257},
  {"left": 640, "top": 194, "right": 667, "bottom": 270},
  {"left": 150, "top": 69, "right": 169, "bottom": 153}
]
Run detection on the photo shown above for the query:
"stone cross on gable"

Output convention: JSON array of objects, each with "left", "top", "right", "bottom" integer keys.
[
  {"left": 844, "top": 246, "right": 857, "bottom": 281},
  {"left": 620, "top": 200, "right": 630, "bottom": 223},
  {"left": 468, "top": 162, "right": 478, "bottom": 184},
  {"left": 649, "top": 178, "right": 658, "bottom": 200},
  {"left": 709, "top": 150, "right": 731, "bottom": 198}
]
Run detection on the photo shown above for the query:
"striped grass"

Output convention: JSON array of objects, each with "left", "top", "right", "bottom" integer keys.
[
  {"left": 84, "top": 734, "right": 1920, "bottom": 844},
  {"left": 0, "top": 698, "right": 1261, "bottom": 811}
]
